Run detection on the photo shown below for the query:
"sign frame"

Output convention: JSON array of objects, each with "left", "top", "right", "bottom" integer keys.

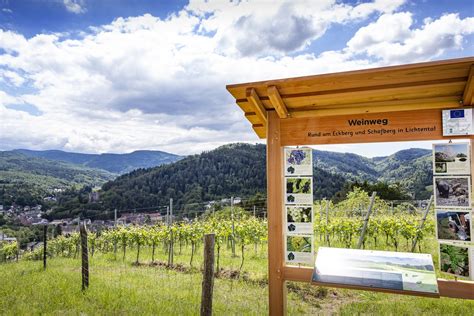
[{"left": 266, "top": 109, "right": 474, "bottom": 315}]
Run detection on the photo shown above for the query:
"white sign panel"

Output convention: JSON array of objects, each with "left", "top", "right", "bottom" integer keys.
[
  {"left": 285, "top": 177, "right": 313, "bottom": 205},
  {"left": 433, "top": 143, "right": 470, "bottom": 175},
  {"left": 442, "top": 109, "right": 474, "bottom": 136},
  {"left": 439, "top": 242, "right": 473, "bottom": 280},
  {"left": 286, "top": 205, "right": 313, "bottom": 234},
  {"left": 285, "top": 147, "right": 313, "bottom": 176},
  {"left": 313, "top": 247, "right": 439, "bottom": 294},
  {"left": 286, "top": 235, "right": 314, "bottom": 265},
  {"left": 433, "top": 176, "right": 471, "bottom": 209},
  {"left": 435, "top": 209, "right": 472, "bottom": 243}
]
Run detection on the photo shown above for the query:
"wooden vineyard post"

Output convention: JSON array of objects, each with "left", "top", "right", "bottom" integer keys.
[
  {"left": 325, "top": 200, "right": 329, "bottom": 245},
  {"left": 200, "top": 234, "right": 215, "bottom": 316},
  {"left": 231, "top": 197, "right": 236, "bottom": 257},
  {"left": 411, "top": 195, "right": 433, "bottom": 252},
  {"left": 43, "top": 225, "right": 47, "bottom": 270},
  {"left": 357, "top": 192, "right": 377, "bottom": 249},
  {"left": 80, "top": 222, "right": 89, "bottom": 291},
  {"left": 168, "top": 198, "right": 174, "bottom": 267},
  {"left": 267, "top": 111, "right": 286, "bottom": 316}
]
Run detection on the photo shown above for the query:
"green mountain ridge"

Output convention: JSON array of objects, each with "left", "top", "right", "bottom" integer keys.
[
  {"left": 87, "top": 144, "right": 433, "bottom": 216},
  {"left": 0, "top": 151, "right": 116, "bottom": 206},
  {"left": 13, "top": 149, "right": 183, "bottom": 174},
  {"left": 1, "top": 144, "right": 434, "bottom": 216}
]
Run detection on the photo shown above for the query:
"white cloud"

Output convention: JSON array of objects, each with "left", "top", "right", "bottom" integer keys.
[
  {"left": 347, "top": 12, "right": 474, "bottom": 63},
  {"left": 187, "top": 0, "right": 407, "bottom": 56},
  {"left": 0, "top": 1, "right": 472, "bottom": 155},
  {"left": 0, "top": 69, "right": 25, "bottom": 86},
  {"left": 63, "top": 0, "right": 86, "bottom": 14}
]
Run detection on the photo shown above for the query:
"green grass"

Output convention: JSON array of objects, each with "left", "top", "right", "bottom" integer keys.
[
  {"left": 0, "top": 255, "right": 316, "bottom": 315},
  {"left": 340, "top": 291, "right": 474, "bottom": 315},
  {"left": 1, "top": 238, "right": 473, "bottom": 315}
]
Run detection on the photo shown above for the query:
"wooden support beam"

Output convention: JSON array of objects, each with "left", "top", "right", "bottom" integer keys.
[
  {"left": 268, "top": 85, "right": 290, "bottom": 118},
  {"left": 283, "top": 266, "right": 474, "bottom": 300},
  {"left": 462, "top": 65, "right": 474, "bottom": 106},
  {"left": 267, "top": 111, "right": 285, "bottom": 315},
  {"left": 247, "top": 88, "right": 267, "bottom": 125}
]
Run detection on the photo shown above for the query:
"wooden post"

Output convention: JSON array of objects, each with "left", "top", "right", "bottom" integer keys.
[
  {"left": 43, "top": 225, "right": 47, "bottom": 270},
  {"left": 200, "top": 234, "right": 215, "bottom": 316},
  {"left": 411, "top": 195, "right": 433, "bottom": 252},
  {"left": 357, "top": 192, "right": 377, "bottom": 249},
  {"left": 267, "top": 111, "right": 286, "bottom": 316},
  {"left": 114, "top": 208, "right": 117, "bottom": 227},
  {"left": 325, "top": 199, "right": 329, "bottom": 245},
  {"left": 231, "top": 197, "right": 236, "bottom": 257},
  {"left": 80, "top": 222, "right": 89, "bottom": 290},
  {"left": 169, "top": 198, "right": 174, "bottom": 266}
]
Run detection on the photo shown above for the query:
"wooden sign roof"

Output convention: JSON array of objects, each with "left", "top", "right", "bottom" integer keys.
[{"left": 226, "top": 57, "right": 474, "bottom": 139}]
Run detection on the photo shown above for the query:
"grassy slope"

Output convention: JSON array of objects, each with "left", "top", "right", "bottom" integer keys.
[
  {"left": 1, "top": 239, "right": 473, "bottom": 315},
  {"left": 0, "top": 255, "right": 313, "bottom": 315}
]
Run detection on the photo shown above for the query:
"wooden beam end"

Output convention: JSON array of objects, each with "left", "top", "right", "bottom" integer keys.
[{"left": 267, "top": 85, "right": 289, "bottom": 119}]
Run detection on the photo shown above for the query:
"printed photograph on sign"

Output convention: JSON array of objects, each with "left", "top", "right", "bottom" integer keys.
[
  {"left": 433, "top": 143, "right": 470, "bottom": 175},
  {"left": 285, "top": 147, "right": 313, "bottom": 176},
  {"left": 439, "top": 243, "right": 471, "bottom": 278},
  {"left": 436, "top": 210, "right": 471, "bottom": 242},
  {"left": 312, "top": 247, "right": 438, "bottom": 294},
  {"left": 433, "top": 176, "right": 471, "bottom": 209},
  {"left": 286, "top": 177, "right": 313, "bottom": 205},
  {"left": 442, "top": 109, "right": 474, "bottom": 136},
  {"left": 286, "top": 206, "right": 313, "bottom": 234},
  {"left": 286, "top": 235, "right": 313, "bottom": 265}
]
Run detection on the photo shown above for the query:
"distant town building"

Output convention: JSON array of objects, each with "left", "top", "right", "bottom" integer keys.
[{"left": 0, "top": 232, "right": 17, "bottom": 242}]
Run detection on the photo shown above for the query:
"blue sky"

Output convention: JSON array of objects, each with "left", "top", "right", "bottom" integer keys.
[{"left": 0, "top": 0, "right": 473, "bottom": 156}]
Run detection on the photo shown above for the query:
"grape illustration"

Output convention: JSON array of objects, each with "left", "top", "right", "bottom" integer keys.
[
  {"left": 302, "top": 181, "right": 311, "bottom": 193},
  {"left": 287, "top": 150, "right": 306, "bottom": 165}
]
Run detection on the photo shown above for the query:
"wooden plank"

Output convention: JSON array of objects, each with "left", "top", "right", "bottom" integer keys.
[
  {"left": 288, "top": 99, "right": 461, "bottom": 118},
  {"left": 252, "top": 124, "right": 266, "bottom": 139},
  {"left": 267, "top": 111, "right": 285, "bottom": 315},
  {"left": 279, "top": 81, "right": 464, "bottom": 108},
  {"left": 237, "top": 92, "right": 462, "bottom": 115},
  {"left": 279, "top": 108, "right": 474, "bottom": 146},
  {"left": 268, "top": 86, "right": 289, "bottom": 118},
  {"left": 247, "top": 88, "right": 267, "bottom": 125},
  {"left": 438, "top": 279, "right": 474, "bottom": 300},
  {"left": 244, "top": 112, "right": 260, "bottom": 125},
  {"left": 239, "top": 77, "right": 464, "bottom": 105},
  {"left": 283, "top": 267, "right": 474, "bottom": 299},
  {"left": 241, "top": 97, "right": 460, "bottom": 133},
  {"left": 226, "top": 57, "right": 474, "bottom": 100},
  {"left": 463, "top": 65, "right": 474, "bottom": 106}
]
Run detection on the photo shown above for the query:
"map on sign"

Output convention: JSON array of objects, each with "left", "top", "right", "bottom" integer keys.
[
  {"left": 312, "top": 247, "right": 439, "bottom": 295},
  {"left": 442, "top": 109, "right": 474, "bottom": 136}
]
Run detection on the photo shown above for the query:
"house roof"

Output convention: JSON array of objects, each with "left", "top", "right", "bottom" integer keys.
[{"left": 226, "top": 57, "right": 474, "bottom": 139}]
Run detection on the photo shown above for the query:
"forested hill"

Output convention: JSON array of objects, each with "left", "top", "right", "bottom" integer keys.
[
  {"left": 93, "top": 144, "right": 432, "bottom": 213},
  {"left": 313, "top": 148, "right": 433, "bottom": 199},
  {"left": 97, "top": 143, "right": 347, "bottom": 211},
  {"left": 0, "top": 151, "right": 116, "bottom": 206},
  {"left": 13, "top": 149, "right": 182, "bottom": 174}
]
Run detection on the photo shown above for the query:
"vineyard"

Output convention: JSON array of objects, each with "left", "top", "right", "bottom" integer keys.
[
  {"left": 1, "top": 189, "right": 437, "bottom": 272},
  {"left": 2, "top": 188, "right": 473, "bottom": 315}
]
